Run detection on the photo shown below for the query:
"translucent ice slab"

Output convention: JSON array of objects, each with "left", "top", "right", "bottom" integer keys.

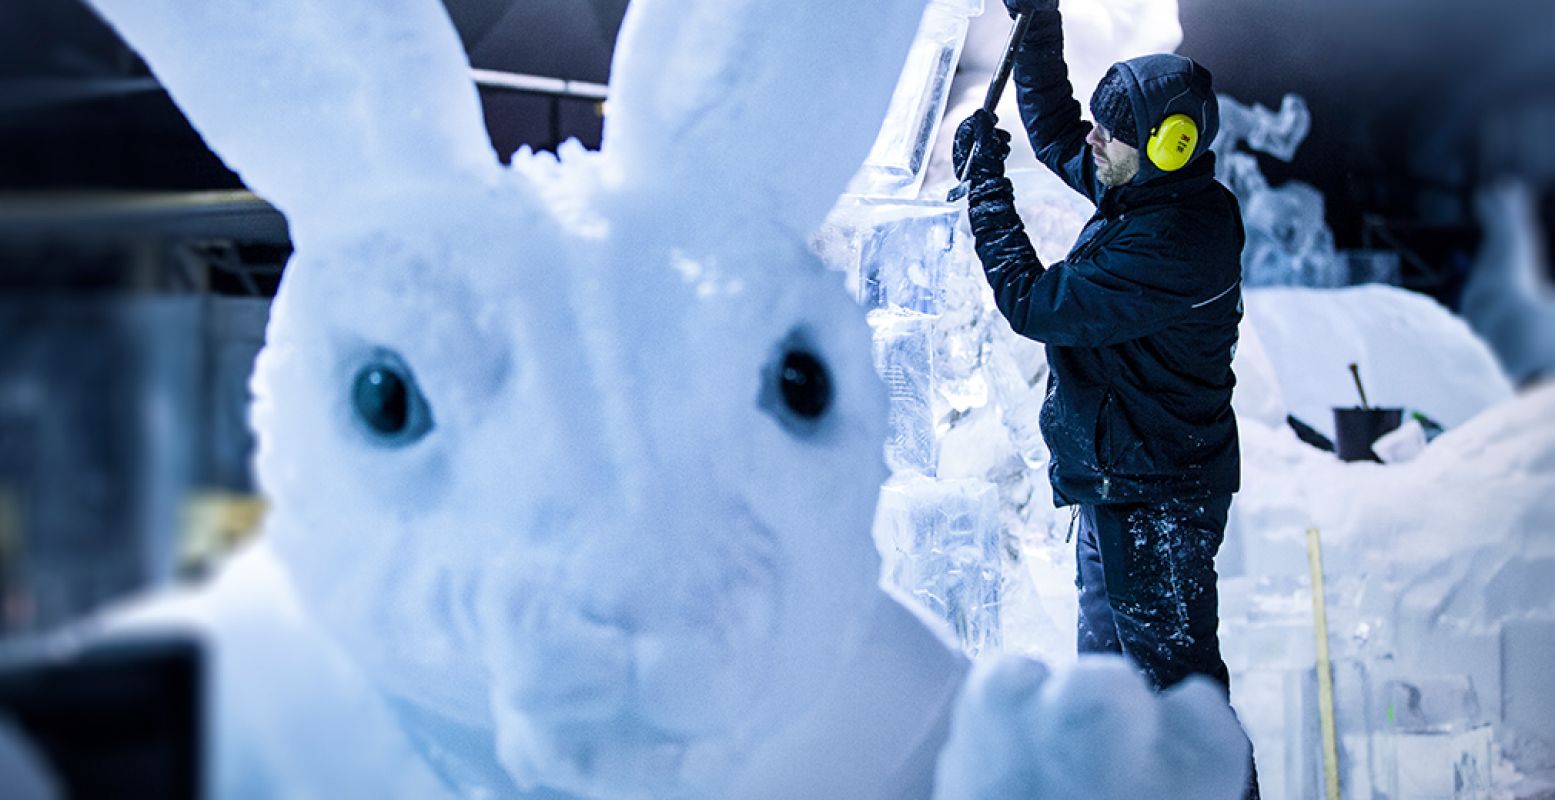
[
  {"left": 1373, "top": 676, "right": 1494, "bottom": 799},
  {"left": 1233, "top": 660, "right": 1379, "bottom": 800},
  {"left": 869, "top": 309, "right": 940, "bottom": 475},
  {"left": 814, "top": 198, "right": 960, "bottom": 314},
  {"left": 1386, "top": 726, "right": 1494, "bottom": 799},
  {"left": 850, "top": 0, "right": 982, "bottom": 199},
  {"left": 873, "top": 476, "right": 1003, "bottom": 656}
]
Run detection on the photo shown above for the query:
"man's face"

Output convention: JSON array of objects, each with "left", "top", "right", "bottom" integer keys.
[{"left": 1087, "top": 124, "right": 1140, "bottom": 187}]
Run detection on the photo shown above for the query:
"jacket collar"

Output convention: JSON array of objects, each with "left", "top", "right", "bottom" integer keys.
[{"left": 1099, "top": 152, "right": 1218, "bottom": 217}]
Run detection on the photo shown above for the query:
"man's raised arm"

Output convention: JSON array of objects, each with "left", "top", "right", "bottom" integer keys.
[{"left": 1006, "top": 0, "right": 1101, "bottom": 202}]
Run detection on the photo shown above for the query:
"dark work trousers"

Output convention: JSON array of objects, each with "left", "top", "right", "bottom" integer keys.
[{"left": 1074, "top": 495, "right": 1261, "bottom": 800}]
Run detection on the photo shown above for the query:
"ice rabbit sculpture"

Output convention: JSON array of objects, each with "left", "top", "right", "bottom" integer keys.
[{"left": 83, "top": 0, "right": 1249, "bottom": 796}]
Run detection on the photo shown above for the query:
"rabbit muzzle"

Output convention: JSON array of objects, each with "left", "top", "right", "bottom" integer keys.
[{"left": 478, "top": 503, "right": 784, "bottom": 795}]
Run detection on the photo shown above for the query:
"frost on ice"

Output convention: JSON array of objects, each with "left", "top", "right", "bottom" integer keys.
[{"left": 78, "top": 0, "right": 1251, "bottom": 797}]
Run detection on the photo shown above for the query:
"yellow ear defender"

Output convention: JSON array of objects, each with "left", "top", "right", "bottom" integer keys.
[{"left": 1146, "top": 113, "right": 1200, "bottom": 172}]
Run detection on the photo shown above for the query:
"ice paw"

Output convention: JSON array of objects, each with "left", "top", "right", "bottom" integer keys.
[{"left": 933, "top": 654, "right": 1249, "bottom": 800}]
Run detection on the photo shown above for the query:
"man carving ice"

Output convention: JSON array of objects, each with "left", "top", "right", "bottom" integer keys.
[{"left": 952, "top": 0, "right": 1259, "bottom": 796}]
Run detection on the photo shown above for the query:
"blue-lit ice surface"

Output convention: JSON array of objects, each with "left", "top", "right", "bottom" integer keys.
[{"left": 83, "top": 0, "right": 1253, "bottom": 796}]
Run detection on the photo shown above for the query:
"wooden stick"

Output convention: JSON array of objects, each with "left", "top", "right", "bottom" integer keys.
[{"left": 1307, "top": 527, "right": 1342, "bottom": 800}]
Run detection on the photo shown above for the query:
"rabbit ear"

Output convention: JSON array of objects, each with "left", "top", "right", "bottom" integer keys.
[
  {"left": 601, "top": 0, "right": 928, "bottom": 238},
  {"left": 83, "top": 0, "right": 498, "bottom": 223}
]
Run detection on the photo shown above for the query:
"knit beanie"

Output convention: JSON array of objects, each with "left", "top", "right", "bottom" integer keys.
[{"left": 1089, "top": 66, "right": 1138, "bottom": 148}]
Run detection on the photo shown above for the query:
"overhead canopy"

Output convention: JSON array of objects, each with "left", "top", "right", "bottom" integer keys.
[{"left": 0, "top": 0, "right": 629, "bottom": 190}]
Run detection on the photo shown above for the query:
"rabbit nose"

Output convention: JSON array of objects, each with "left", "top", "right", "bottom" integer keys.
[{"left": 486, "top": 584, "right": 768, "bottom": 736}]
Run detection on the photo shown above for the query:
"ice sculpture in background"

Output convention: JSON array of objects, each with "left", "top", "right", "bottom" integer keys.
[
  {"left": 80, "top": 0, "right": 1256, "bottom": 796},
  {"left": 1213, "top": 94, "right": 1401, "bottom": 289},
  {"left": 1461, "top": 179, "right": 1555, "bottom": 386},
  {"left": 1241, "top": 182, "right": 1346, "bottom": 287},
  {"left": 1216, "top": 94, "right": 1311, "bottom": 164},
  {"left": 1213, "top": 93, "right": 1337, "bottom": 287}
]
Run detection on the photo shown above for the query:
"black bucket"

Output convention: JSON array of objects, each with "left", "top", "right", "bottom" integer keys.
[{"left": 1332, "top": 406, "right": 1404, "bottom": 462}]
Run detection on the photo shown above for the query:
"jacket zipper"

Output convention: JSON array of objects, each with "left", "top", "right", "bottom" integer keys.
[{"left": 1096, "top": 387, "right": 1115, "bottom": 500}]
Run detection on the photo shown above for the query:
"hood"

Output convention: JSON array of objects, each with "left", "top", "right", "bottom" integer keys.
[{"left": 1111, "top": 54, "right": 1220, "bottom": 186}]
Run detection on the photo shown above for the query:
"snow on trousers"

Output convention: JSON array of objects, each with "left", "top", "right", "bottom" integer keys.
[{"left": 1075, "top": 494, "right": 1261, "bottom": 799}]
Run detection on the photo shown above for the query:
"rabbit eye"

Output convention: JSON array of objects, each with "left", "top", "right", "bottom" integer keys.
[
  {"left": 351, "top": 355, "right": 433, "bottom": 445},
  {"left": 761, "top": 331, "right": 836, "bottom": 435},
  {"left": 779, "top": 350, "right": 832, "bottom": 420}
]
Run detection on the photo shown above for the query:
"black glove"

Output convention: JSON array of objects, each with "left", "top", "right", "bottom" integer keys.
[
  {"left": 952, "top": 109, "right": 1012, "bottom": 183},
  {"left": 1002, "top": 0, "right": 1059, "bottom": 18}
]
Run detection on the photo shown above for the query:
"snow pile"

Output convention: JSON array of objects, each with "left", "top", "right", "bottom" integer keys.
[
  {"left": 1245, "top": 285, "right": 1513, "bottom": 441},
  {"left": 1272, "top": 384, "right": 1555, "bottom": 609},
  {"left": 1228, "top": 312, "right": 1288, "bottom": 428}
]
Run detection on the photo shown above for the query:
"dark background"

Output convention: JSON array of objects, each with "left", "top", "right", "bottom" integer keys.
[
  {"left": 0, "top": 0, "right": 628, "bottom": 190},
  {"left": 4, "top": 0, "right": 1552, "bottom": 257},
  {"left": 1177, "top": 0, "right": 1555, "bottom": 299}
]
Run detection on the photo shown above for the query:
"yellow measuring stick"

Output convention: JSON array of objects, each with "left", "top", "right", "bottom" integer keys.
[{"left": 1307, "top": 527, "right": 1342, "bottom": 800}]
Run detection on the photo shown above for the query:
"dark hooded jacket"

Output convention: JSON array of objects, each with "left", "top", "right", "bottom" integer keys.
[{"left": 966, "top": 9, "right": 1244, "bottom": 506}]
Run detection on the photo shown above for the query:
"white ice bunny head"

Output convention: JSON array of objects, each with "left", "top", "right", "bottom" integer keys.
[{"left": 84, "top": 0, "right": 928, "bottom": 795}]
